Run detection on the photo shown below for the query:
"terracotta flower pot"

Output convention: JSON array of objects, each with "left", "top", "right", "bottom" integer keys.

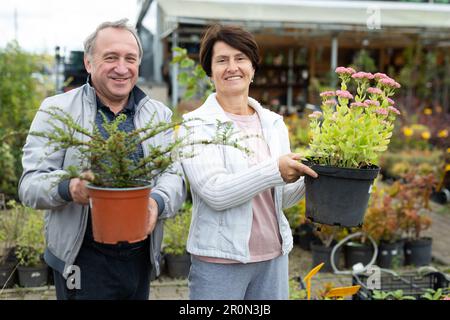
[{"left": 87, "top": 184, "right": 151, "bottom": 244}]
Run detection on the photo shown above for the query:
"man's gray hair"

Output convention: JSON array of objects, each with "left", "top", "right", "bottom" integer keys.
[{"left": 84, "top": 18, "right": 143, "bottom": 61}]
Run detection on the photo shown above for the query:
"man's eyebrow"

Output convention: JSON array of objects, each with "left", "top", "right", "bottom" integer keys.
[{"left": 102, "top": 51, "right": 138, "bottom": 57}]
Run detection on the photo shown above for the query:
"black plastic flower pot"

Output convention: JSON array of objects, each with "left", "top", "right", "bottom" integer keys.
[
  {"left": 17, "top": 264, "right": 48, "bottom": 287},
  {"left": 0, "top": 263, "right": 17, "bottom": 289},
  {"left": 344, "top": 242, "right": 374, "bottom": 269},
  {"left": 165, "top": 253, "right": 191, "bottom": 278},
  {"left": 310, "top": 242, "right": 341, "bottom": 273},
  {"left": 376, "top": 240, "right": 405, "bottom": 269},
  {"left": 404, "top": 237, "right": 432, "bottom": 266},
  {"left": 303, "top": 162, "right": 380, "bottom": 227}
]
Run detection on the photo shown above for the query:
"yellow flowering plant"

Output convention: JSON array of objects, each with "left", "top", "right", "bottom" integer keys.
[{"left": 305, "top": 67, "right": 401, "bottom": 168}]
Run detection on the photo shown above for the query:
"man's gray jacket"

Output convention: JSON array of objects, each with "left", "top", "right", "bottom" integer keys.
[{"left": 18, "top": 82, "right": 186, "bottom": 278}]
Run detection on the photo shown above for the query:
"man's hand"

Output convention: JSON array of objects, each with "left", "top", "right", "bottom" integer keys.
[
  {"left": 278, "top": 153, "right": 318, "bottom": 183},
  {"left": 69, "top": 178, "right": 90, "bottom": 205},
  {"left": 146, "top": 197, "right": 159, "bottom": 235}
]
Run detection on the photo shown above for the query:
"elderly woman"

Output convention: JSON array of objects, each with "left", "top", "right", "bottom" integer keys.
[{"left": 179, "top": 24, "right": 317, "bottom": 300}]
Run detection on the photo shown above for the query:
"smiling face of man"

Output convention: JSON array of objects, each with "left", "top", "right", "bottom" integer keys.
[{"left": 84, "top": 27, "right": 140, "bottom": 110}]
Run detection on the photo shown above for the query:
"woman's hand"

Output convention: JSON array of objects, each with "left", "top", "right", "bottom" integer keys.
[{"left": 278, "top": 153, "right": 318, "bottom": 183}]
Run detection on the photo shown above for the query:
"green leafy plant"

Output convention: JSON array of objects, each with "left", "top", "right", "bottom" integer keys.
[
  {"left": 0, "top": 200, "right": 26, "bottom": 264},
  {"left": 30, "top": 107, "right": 250, "bottom": 188},
  {"left": 305, "top": 67, "right": 401, "bottom": 168},
  {"left": 14, "top": 207, "right": 45, "bottom": 267},
  {"left": 0, "top": 41, "right": 49, "bottom": 198},
  {"left": 372, "top": 289, "right": 416, "bottom": 300},
  {"left": 162, "top": 202, "right": 192, "bottom": 255},
  {"left": 171, "top": 47, "right": 214, "bottom": 102},
  {"left": 0, "top": 141, "right": 17, "bottom": 196},
  {"left": 421, "top": 288, "right": 447, "bottom": 300}
]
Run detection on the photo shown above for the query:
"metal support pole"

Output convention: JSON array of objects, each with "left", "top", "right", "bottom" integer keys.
[
  {"left": 153, "top": 2, "right": 163, "bottom": 83},
  {"left": 331, "top": 35, "right": 338, "bottom": 88},
  {"left": 171, "top": 30, "right": 179, "bottom": 108}
]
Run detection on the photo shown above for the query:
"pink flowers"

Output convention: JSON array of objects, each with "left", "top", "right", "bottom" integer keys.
[
  {"left": 308, "top": 111, "right": 323, "bottom": 119},
  {"left": 380, "top": 77, "right": 401, "bottom": 89},
  {"left": 364, "top": 100, "right": 380, "bottom": 107},
  {"left": 388, "top": 106, "right": 401, "bottom": 115},
  {"left": 350, "top": 102, "right": 368, "bottom": 108},
  {"left": 352, "top": 72, "right": 374, "bottom": 80},
  {"left": 374, "top": 73, "right": 388, "bottom": 80},
  {"left": 375, "top": 108, "right": 388, "bottom": 116},
  {"left": 335, "top": 67, "right": 355, "bottom": 75},
  {"left": 336, "top": 90, "right": 353, "bottom": 99},
  {"left": 367, "top": 87, "right": 383, "bottom": 95},
  {"left": 320, "top": 91, "right": 335, "bottom": 98}
]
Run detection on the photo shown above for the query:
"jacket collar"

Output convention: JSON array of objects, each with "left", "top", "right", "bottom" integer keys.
[
  {"left": 190, "top": 93, "right": 282, "bottom": 127},
  {"left": 83, "top": 76, "right": 149, "bottom": 113}
]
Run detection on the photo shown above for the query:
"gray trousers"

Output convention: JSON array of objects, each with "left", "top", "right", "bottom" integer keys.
[{"left": 188, "top": 254, "right": 289, "bottom": 300}]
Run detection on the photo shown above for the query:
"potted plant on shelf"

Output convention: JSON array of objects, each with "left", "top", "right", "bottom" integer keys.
[
  {"left": 303, "top": 67, "right": 401, "bottom": 227},
  {"left": 15, "top": 209, "right": 47, "bottom": 287},
  {"left": 30, "top": 107, "right": 246, "bottom": 245},
  {"left": 162, "top": 202, "right": 192, "bottom": 278},
  {"left": 395, "top": 173, "right": 436, "bottom": 266}
]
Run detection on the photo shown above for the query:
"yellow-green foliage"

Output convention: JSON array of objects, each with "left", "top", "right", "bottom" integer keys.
[
  {"left": 15, "top": 206, "right": 45, "bottom": 267},
  {"left": 380, "top": 148, "right": 445, "bottom": 178},
  {"left": 283, "top": 199, "right": 306, "bottom": 230},
  {"left": 163, "top": 202, "right": 192, "bottom": 255},
  {"left": 0, "top": 200, "right": 25, "bottom": 246},
  {"left": 289, "top": 278, "right": 307, "bottom": 300}
]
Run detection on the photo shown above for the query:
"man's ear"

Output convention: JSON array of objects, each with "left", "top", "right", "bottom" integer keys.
[{"left": 84, "top": 55, "right": 92, "bottom": 74}]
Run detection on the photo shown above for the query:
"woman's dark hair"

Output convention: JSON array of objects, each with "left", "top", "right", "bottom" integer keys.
[{"left": 199, "top": 24, "right": 260, "bottom": 77}]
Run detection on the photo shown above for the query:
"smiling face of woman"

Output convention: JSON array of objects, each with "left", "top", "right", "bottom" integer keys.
[{"left": 210, "top": 41, "right": 255, "bottom": 98}]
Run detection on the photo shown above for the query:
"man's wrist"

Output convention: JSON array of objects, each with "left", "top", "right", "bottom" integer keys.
[
  {"left": 150, "top": 193, "right": 165, "bottom": 216},
  {"left": 58, "top": 179, "right": 73, "bottom": 202}
]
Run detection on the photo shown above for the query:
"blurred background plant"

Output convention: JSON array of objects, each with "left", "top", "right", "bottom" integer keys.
[
  {"left": 392, "top": 173, "right": 437, "bottom": 240},
  {"left": 362, "top": 184, "right": 402, "bottom": 244},
  {"left": 0, "top": 41, "right": 55, "bottom": 200},
  {"left": 0, "top": 200, "right": 26, "bottom": 265},
  {"left": 380, "top": 148, "right": 445, "bottom": 180},
  {"left": 162, "top": 201, "right": 192, "bottom": 255},
  {"left": 10, "top": 202, "right": 45, "bottom": 267},
  {"left": 171, "top": 46, "right": 214, "bottom": 113}
]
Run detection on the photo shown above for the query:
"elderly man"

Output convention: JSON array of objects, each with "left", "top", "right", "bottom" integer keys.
[{"left": 19, "top": 19, "right": 186, "bottom": 300}]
